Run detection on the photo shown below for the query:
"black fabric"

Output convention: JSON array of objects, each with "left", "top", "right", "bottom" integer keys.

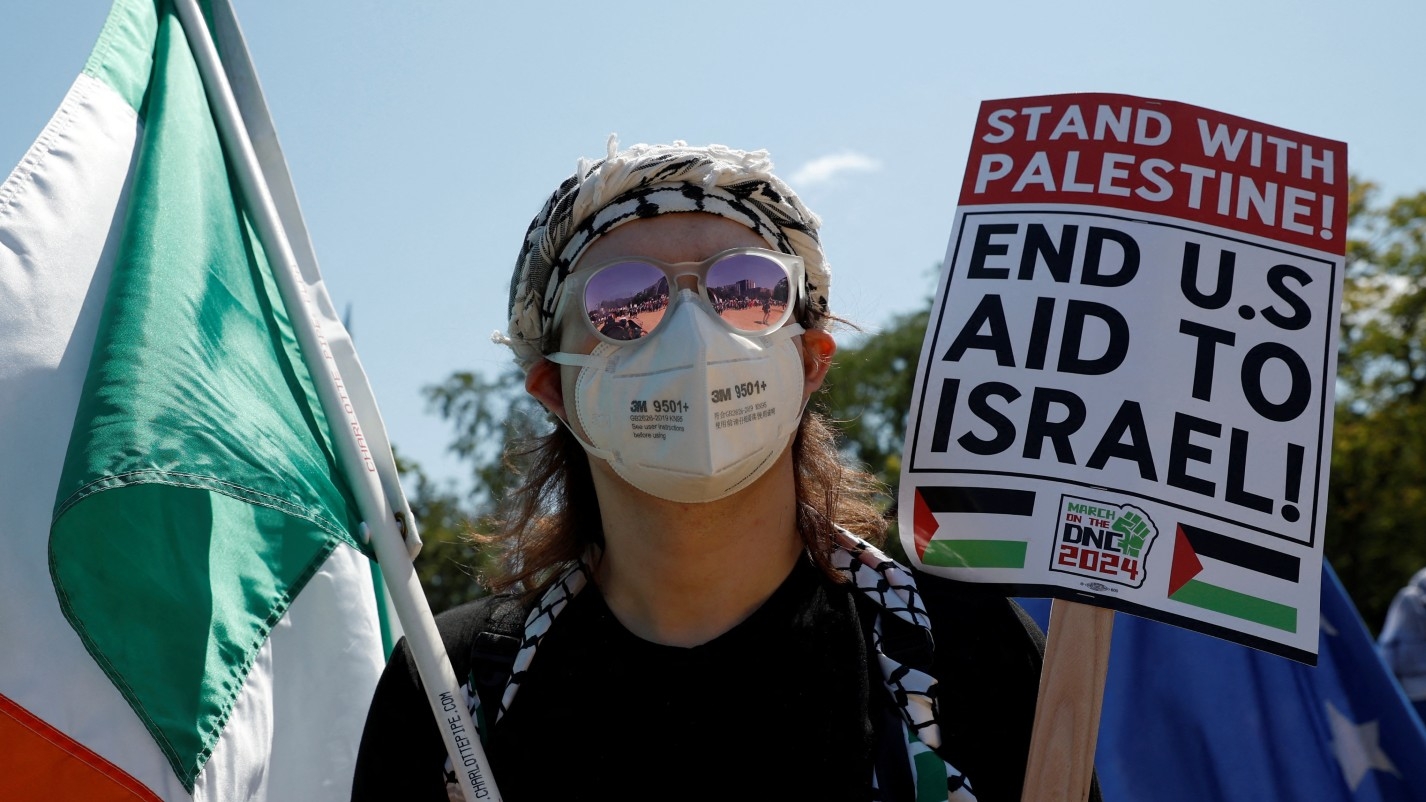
[
  {"left": 352, "top": 592, "right": 493, "bottom": 801},
  {"left": 483, "top": 557, "right": 874, "bottom": 801},
  {"left": 918, "top": 574, "right": 1045, "bottom": 802},
  {"left": 468, "top": 594, "right": 525, "bottom": 719},
  {"left": 859, "top": 598, "right": 917, "bottom": 802},
  {"left": 352, "top": 563, "right": 1095, "bottom": 802}
]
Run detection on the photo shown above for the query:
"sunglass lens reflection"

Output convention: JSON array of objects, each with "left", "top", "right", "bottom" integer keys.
[
  {"left": 706, "top": 254, "right": 791, "bottom": 333},
  {"left": 583, "top": 261, "right": 669, "bottom": 341}
]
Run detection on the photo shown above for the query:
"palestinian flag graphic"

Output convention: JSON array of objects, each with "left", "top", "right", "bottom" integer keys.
[
  {"left": 1167, "top": 522, "right": 1301, "bottom": 633},
  {"left": 912, "top": 485, "right": 1034, "bottom": 569}
]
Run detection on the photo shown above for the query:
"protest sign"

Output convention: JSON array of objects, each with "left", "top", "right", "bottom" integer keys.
[{"left": 900, "top": 93, "right": 1346, "bottom": 662}]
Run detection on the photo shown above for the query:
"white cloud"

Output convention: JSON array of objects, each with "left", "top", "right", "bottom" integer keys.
[{"left": 789, "top": 151, "right": 881, "bottom": 187}]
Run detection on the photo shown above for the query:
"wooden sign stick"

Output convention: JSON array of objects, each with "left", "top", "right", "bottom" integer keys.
[{"left": 1019, "top": 601, "right": 1115, "bottom": 802}]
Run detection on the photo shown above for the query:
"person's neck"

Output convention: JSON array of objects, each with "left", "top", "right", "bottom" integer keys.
[{"left": 591, "top": 454, "right": 803, "bottom": 648}]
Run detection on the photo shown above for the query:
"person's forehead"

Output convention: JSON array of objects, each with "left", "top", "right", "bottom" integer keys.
[{"left": 572, "top": 213, "right": 768, "bottom": 271}]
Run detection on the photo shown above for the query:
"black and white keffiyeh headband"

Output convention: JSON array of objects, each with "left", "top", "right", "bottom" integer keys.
[{"left": 494, "top": 138, "right": 833, "bottom": 370}]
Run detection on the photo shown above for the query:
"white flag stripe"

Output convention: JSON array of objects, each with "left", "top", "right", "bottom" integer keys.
[
  {"left": 0, "top": 71, "right": 192, "bottom": 799},
  {"left": 197, "top": 545, "right": 383, "bottom": 801},
  {"left": 930, "top": 512, "right": 1034, "bottom": 542},
  {"left": 1195, "top": 554, "right": 1306, "bottom": 602}
]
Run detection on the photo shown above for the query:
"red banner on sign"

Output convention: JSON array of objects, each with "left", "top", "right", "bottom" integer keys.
[{"left": 958, "top": 93, "right": 1347, "bottom": 254}]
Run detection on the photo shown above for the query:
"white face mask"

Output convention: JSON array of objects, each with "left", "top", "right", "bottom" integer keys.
[{"left": 548, "top": 289, "right": 807, "bottom": 503}]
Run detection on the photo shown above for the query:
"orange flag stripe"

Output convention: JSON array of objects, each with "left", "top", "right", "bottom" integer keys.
[{"left": 0, "top": 693, "right": 164, "bottom": 802}]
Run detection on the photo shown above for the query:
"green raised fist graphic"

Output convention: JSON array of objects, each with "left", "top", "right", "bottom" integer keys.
[{"left": 1113, "top": 510, "right": 1153, "bottom": 557}]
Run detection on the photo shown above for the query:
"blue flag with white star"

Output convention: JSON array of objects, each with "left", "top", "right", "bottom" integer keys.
[{"left": 1019, "top": 561, "right": 1426, "bottom": 800}]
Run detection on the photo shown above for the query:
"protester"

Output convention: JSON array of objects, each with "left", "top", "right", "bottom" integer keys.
[
  {"left": 352, "top": 140, "right": 1072, "bottom": 801},
  {"left": 1379, "top": 567, "right": 1426, "bottom": 722}
]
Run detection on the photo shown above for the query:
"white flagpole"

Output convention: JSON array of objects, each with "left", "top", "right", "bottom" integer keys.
[{"left": 170, "top": 2, "right": 500, "bottom": 800}]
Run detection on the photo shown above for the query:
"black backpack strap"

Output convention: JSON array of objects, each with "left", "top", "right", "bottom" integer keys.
[{"left": 467, "top": 593, "right": 528, "bottom": 721}]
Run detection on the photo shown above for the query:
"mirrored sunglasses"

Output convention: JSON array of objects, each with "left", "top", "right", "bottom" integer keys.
[{"left": 556, "top": 247, "right": 805, "bottom": 344}]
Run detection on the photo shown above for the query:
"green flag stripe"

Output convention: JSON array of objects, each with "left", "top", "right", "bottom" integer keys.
[
  {"left": 909, "top": 735, "right": 949, "bottom": 800},
  {"left": 922, "top": 539, "right": 1028, "bottom": 569},
  {"left": 52, "top": 488, "right": 340, "bottom": 779},
  {"left": 1169, "top": 579, "right": 1298, "bottom": 632},
  {"left": 54, "top": 5, "right": 357, "bottom": 545},
  {"left": 50, "top": 0, "right": 360, "bottom": 789},
  {"left": 82, "top": 0, "right": 158, "bottom": 112},
  {"left": 370, "top": 559, "right": 396, "bottom": 659}
]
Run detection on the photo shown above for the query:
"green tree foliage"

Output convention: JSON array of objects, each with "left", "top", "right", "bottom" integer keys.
[
  {"left": 820, "top": 306, "right": 931, "bottom": 493},
  {"left": 394, "top": 451, "right": 487, "bottom": 613},
  {"left": 425, "top": 368, "right": 549, "bottom": 512},
  {"left": 396, "top": 369, "right": 550, "bottom": 613},
  {"left": 817, "top": 306, "right": 935, "bottom": 562},
  {"left": 1327, "top": 180, "right": 1426, "bottom": 628}
]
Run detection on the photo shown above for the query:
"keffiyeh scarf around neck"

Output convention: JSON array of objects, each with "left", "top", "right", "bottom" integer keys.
[{"left": 458, "top": 530, "right": 977, "bottom": 802}]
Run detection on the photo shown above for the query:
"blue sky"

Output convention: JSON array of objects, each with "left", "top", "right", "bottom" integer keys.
[{"left": 3, "top": 0, "right": 1422, "bottom": 493}]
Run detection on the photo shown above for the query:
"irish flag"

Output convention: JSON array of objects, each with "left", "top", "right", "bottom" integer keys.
[{"left": 0, "top": 0, "right": 411, "bottom": 798}]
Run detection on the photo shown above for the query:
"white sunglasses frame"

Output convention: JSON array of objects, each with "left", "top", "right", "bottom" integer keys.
[{"left": 552, "top": 247, "right": 807, "bottom": 346}]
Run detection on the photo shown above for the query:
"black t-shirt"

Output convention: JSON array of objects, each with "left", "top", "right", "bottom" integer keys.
[
  {"left": 352, "top": 559, "right": 1067, "bottom": 802},
  {"left": 487, "top": 557, "right": 874, "bottom": 801}
]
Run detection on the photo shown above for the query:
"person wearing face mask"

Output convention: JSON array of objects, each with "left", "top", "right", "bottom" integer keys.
[{"left": 352, "top": 141, "right": 1080, "bottom": 802}]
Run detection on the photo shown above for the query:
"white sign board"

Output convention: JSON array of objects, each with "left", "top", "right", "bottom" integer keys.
[{"left": 899, "top": 93, "right": 1346, "bottom": 662}]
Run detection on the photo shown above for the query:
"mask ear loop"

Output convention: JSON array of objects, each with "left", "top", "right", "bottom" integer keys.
[
  {"left": 540, "top": 348, "right": 621, "bottom": 465},
  {"left": 554, "top": 414, "right": 618, "bottom": 464},
  {"left": 546, "top": 351, "right": 609, "bottom": 369},
  {"left": 541, "top": 347, "right": 620, "bottom": 464}
]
